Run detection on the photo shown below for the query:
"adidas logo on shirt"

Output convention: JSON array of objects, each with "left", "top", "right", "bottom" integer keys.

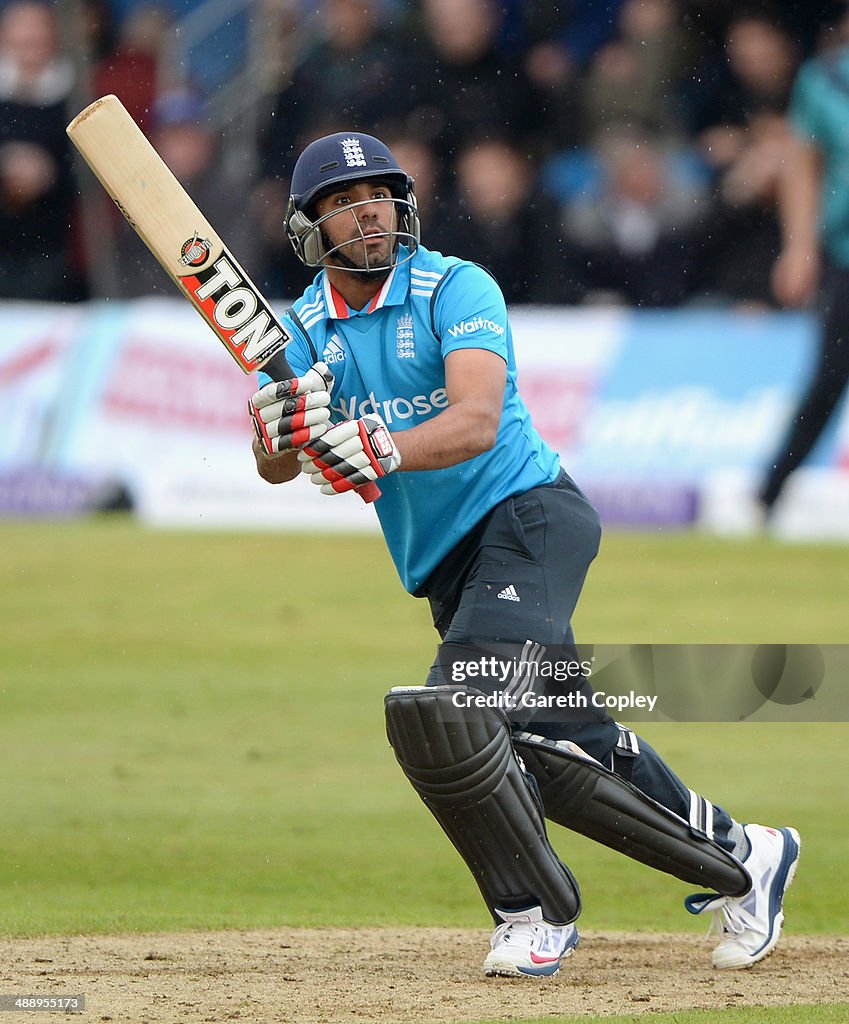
[
  {"left": 497, "top": 585, "right": 520, "bottom": 602},
  {"left": 322, "top": 337, "right": 346, "bottom": 364}
]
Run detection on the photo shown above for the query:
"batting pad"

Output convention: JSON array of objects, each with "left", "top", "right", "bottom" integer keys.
[
  {"left": 513, "top": 732, "right": 751, "bottom": 898},
  {"left": 385, "top": 686, "right": 581, "bottom": 925}
]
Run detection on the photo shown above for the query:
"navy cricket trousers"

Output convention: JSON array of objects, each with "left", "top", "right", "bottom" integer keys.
[{"left": 418, "top": 469, "right": 736, "bottom": 851}]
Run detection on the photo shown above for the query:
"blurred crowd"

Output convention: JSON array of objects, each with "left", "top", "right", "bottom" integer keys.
[{"left": 2, "top": 0, "right": 848, "bottom": 306}]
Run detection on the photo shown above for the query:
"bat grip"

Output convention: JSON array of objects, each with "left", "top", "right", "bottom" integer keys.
[
  {"left": 357, "top": 481, "right": 382, "bottom": 503},
  {"left": 261, "top": 351, "right": 381, "bottom": 505}
]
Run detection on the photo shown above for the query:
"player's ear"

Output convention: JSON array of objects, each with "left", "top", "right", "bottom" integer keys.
[
  {"left": 286, "top": 199, "right": 324, "bottom": 266},
  {"left": 397, "top": 179, "right": 421, "bottom": 245}
]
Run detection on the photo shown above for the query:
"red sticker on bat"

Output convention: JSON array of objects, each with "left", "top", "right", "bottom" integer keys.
[{"left": 181, "top": 250, "right": 290, "bottom": 372}]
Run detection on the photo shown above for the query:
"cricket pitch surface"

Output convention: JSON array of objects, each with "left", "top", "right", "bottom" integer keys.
[{"left": 3, "top": 928, "right": 848, "bottom": 1022}]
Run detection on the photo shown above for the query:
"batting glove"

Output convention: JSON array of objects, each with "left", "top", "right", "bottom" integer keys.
[
  {"left": 297, "top": 413, "right": 402, "bottom": 495},
  {"left": 249, "top": 361, "right": 334, "bottom": 455}
]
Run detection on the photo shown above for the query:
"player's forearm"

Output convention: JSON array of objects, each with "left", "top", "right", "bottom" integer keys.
[
  {"left": 394, "top": 400, "right": 500, "bottom": 471},
  {"left": 778, "top": 138, "right": 821, "bottom": 252},
  {"left": 253, "top": 439, "right": 301, "bottom": 483}
]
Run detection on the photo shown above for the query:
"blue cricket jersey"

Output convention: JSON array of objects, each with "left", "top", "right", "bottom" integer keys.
[{"left": 263, "top": 245, "right": 561, "bottom": 593}]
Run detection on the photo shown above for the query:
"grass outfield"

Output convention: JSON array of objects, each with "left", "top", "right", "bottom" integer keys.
[{"left": 1, "top": 520, "right": 847, "bottom": 940}]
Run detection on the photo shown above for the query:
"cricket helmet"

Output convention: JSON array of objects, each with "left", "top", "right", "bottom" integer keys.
[{"left": 285, "top": 132, "right": 420, "bottom": 270}]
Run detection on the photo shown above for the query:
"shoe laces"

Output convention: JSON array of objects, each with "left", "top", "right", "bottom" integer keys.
[
  {"left": 490, "top": 920, "right": 534, "bottom": 951},
  {"left": 686, "top": 891, "right": 753, "bottom": 942},
  {"left": 703, "top": 898, "right": 748, "bottom": 940}
]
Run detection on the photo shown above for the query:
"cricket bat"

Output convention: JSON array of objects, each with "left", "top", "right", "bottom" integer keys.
[{"left": 66, "top": 94, "right": 379, "bottom": 503}]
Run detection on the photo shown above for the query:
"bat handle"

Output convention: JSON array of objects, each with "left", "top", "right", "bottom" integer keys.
[
  {"left": 358, "top": 480, "right": 382, "bottom": 503},
  {"left": 260, "top": 350, "right": 381, "bottom": 504}
]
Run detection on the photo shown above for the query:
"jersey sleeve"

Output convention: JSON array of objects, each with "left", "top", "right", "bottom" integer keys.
[
  {"left": 432, "top": 263, "right": 509, "bottom": 362},
  {"left": 257, "top": 312, "right": 313, "bottom": 388}
]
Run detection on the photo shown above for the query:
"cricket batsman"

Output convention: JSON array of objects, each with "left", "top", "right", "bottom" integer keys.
[{"left": 248, "top": 131, "right": 800, "bottom": 977}]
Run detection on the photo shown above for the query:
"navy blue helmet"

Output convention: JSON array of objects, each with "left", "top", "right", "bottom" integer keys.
[{"left": 285, "top": 132, "right": 420, "bottom": 271}]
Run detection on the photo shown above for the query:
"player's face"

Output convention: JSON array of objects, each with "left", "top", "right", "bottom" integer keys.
[{"left": 313, "top": 181, "right": 399, "bottom": 271}]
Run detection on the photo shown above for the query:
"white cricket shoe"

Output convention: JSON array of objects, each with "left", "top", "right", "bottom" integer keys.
[
  {"left": 483, "top": 905, "right": 579, "bottom": 978},
  {"left": 685, "top": 824, "right": 801, "bottom": 970}
]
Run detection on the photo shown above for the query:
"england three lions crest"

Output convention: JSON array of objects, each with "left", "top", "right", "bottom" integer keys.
[{"left": 396, "top": 315, "right": 415, "bottom": 359}]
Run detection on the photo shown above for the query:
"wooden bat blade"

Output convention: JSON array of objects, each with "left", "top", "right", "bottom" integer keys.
[{"left": 66, "top": 94, "right": 289, "bottom": 375}]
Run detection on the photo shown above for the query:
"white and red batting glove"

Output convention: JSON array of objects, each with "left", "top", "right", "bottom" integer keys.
[
  {"left": 248, "top": 361, "right": 333, "bottom": 454},
  {"left": 297, "top": 413, "right": 402, "bottom": 495}
]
